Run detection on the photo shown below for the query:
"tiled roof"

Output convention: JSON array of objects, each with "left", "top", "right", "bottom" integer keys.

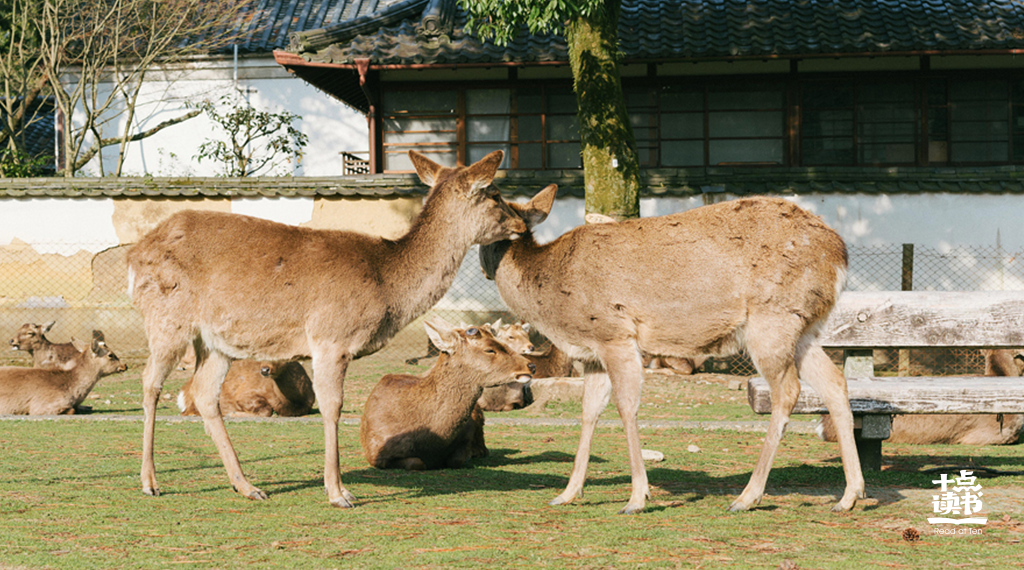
[
  {"left": 286, "top": 0, "right": 1024, "bottom": 66},
  {"left": 5, "top": 167, "right": 1024, "bottom": 199}
]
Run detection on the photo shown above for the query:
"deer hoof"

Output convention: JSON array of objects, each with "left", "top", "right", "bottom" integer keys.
[
  {"left": 341, "top": 489, "right": 357, "bottom": 504},
  {"left": 330, "top": 496, "right": 355, "bottom": 509},
  {"left": 618, "top": 503, "right": 645, "bottom": 515},
  {"left": 142, "top": 487, "right": 161, "bottom": 497},
  {"left": 727, "top": 499, "right": 754, "bottom": 512},
  {"left": 247, "top": 489, "right": 268, "bottom": 501}
]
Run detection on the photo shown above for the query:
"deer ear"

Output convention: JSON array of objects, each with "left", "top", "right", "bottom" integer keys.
[
  {"left": 521, "top": 322, "right": 531, "bottom": 333},
  {"left": 424, "top": 318, "right": 459, "bottom": 354},
  {"left": 510, "top": 184, "right": 557, "bottom": 228},
  {"left": 42, "top": 321, "right": 56, "bottom": 333},
  {"left": 70, "top": 336, "right": 87, "bottom": 353},
  {"left": 490, "top": 318, "right": 503, "bottom": 331},
  {"left": 410, "top": 151, "right": 443, "bottom": 187},
  {"left": 464, "top": 150, "right": 504, "bottom": 194}
]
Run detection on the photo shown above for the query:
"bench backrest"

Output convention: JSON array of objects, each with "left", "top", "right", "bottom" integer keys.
[{"left": 821, "top": 291, "right": 1024, "bottom": 349}]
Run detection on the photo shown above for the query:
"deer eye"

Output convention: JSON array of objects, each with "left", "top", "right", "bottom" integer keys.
[
  {"left": 466, "top": 327, "right": 479, "bottom": 336},
  {"left": 485, "top": 349, "right": 496, "bottom": 354}
]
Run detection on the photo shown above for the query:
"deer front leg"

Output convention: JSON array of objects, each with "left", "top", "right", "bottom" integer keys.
[
  {"left": 550, "top": 361, "right": 610, "bottom": 507},
  {"left": 192, "top": 351, "right": 266, "bottom": 500},
  {"left": 311, "top": 349, "right": 357, "bottom": 508},
  {"left": 601, "top": 342, "right": 649, "bottom": 514}
]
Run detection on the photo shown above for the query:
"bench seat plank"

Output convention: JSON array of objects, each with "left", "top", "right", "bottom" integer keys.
[
  {"left": 822, "top": 291, "right": 1024, "bottom": 348},
  {"left": 747, "top": 376, "right": 1024, "bottom": 415}
]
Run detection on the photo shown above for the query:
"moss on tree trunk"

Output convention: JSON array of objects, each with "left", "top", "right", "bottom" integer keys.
[{"left": 566, "top": 0, "right": 640, "bottom": 221}]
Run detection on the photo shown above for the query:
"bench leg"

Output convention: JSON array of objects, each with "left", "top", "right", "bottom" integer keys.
[
  {"left": 854, "top": 414, "right": 892, "bottom": 472},
  {"left": 855, "top": 439, "right": 883, "bottom": 471}
]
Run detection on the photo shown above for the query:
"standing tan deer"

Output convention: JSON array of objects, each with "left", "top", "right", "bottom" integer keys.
[
  {"left": 0, "top": 335, "right": 127, "bottom": 415},
  {"left": 480, "top": 188, "right": 865, "bottom": 514},
  {"left": 127, "top": 150, "right": 526, "bottom": 507},
  {"left": 9, "top": 321, "right": 82, "bottom": 370},
  {"left": 360, "top": 318, "right": 534, "bottom": 470}
]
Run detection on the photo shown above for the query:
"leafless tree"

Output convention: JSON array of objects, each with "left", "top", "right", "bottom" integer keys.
[{"left": 38, "top": 0, "right": 261, "bottom": 176}]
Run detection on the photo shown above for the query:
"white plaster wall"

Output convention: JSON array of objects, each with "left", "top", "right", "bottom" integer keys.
[{"left": 71, "top": 57, "right": 367, "bottom": 177}]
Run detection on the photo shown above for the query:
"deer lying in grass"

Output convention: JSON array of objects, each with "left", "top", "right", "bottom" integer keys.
[
  {"left": 480, "top": 188, "right": 865, "bottom": 514},
  {"left": 360, "top": 319, "right": 534, "bottom": 470},
  {"left": 9, "top": 321, "right": 82, "bottom": 370},
  {"left": 818, "top": 349, "right": 1024, "bottom": 445},
  {"left": 642, "top": 355, "right": 707, "bottom": 375},
  {"left": 178, "top": 361, "right": 315, "bottom": 418},
  {"left": 127, "top": 150, "right": 527, "bottom": 507},
  {"left": 0, "top": 335, "right": 127, "bottom": 415},
  {"left": 489, "top": 319, "right": 576, "bottom": 379}
]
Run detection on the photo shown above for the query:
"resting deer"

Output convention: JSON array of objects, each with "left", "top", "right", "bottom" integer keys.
[
  {"left": 490, "top": 319, "right": 576, "bottom": 379},
  {"left": 642, "top": 355, "right": 707, "bottom": 375},
  {"left": 127, "top": 150, "right": 526, "bottom": 507},
  {"left": 178, "top": 361, "right": 315, "bottom": 418},
  {"left": 360, "top": 319, "right": 534, "bottom": 470},
  {"left": 0, "top": 335, "right": 127, "bottom": 415},
  {"left": 9, "top": 321, "right": 82, "bottom": 370},
  {"left": 818, "top": 349, "right": 1024, "bottom": 445},
  {"left": 480, "top": 188, "right": 865, "bottom": 514}
]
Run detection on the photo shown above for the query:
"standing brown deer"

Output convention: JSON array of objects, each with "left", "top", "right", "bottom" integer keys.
[
  {"left": 127, "top": 150, "right": 526, "bottom": 507},
  {"left": 480, "top": 188, "right": 865, "bottom": 514},
  {"left": 0, "top": 335, "right": 127, "bottom": 415},
  {"left": 360, "top": 319, "right": 534, "bottom": 470}
]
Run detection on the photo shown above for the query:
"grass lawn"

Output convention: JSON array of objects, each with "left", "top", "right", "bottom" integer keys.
[{"left": 0, "top": 354, "right": 1021, "bottom": 569}]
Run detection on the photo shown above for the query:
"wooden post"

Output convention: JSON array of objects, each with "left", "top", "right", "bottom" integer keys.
[{"left": 899, "top": 244, "right": 914, "bottom": 376}]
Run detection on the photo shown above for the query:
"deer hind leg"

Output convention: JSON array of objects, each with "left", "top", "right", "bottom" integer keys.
[
  {"left": 797, "top": 342, "right": 865, "bottom": 511},
  {"left": 550, "top": 360, "right": 611, "bottom": 507},
  {"left": 730, "top": 324, "right": 802, "bottom": 512},
  {"left": 140, "top": 335, "right": 189, "bottom": 497},
  {"left": 310, "top": 347, "right": 357, "bottom": 508},
  {"left": 600, "top": 341, "right": 649, "bottom": 514},
  {"left": 191, "top": 349, "right": 266, "bottom": 500}
]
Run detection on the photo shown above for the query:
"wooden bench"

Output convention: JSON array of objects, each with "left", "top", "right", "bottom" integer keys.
[{"left": 747, "top": 291, "right": 1024, "bottom": 470}]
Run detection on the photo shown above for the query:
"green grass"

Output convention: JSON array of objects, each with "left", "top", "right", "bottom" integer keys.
[{"left": 1, "top": 355, "right": 1022, "bottom": 568}]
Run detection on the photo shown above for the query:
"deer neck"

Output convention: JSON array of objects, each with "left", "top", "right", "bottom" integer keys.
[
  {"left": 383, "top": 199, "right": 475, "bottom": 322},
  {"left": 64, "top": 360, "right": 104, "bottom": 407},
  {"left": 424, "top": 355, "right": 488, "bottom": 433}
]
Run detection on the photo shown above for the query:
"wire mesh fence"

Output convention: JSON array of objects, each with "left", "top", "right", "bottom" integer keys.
[{"left": 2, "top": 241, "right": 1022, "bottom": 375}]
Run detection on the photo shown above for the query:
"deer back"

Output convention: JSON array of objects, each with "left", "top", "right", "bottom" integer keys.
[{"left": 482, "top": 194, "right": 847, "bottom": 361}]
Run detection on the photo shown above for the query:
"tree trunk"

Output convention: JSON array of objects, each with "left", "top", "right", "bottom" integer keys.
[{"left": 566, "top": 0, "right": 640, "bottom": 221}]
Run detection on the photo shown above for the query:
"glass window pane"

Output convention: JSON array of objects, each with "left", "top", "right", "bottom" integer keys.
[
  {"left": 803, "top": 110, "right": 853, "bottom": 137},
  {"left": 518, "top": 116, "right": 542, "bottom": 141},
  {"left": 547, "top": 90, "right": 577, "bottom": 114},
  {"left": 384, "top": 117, "right": 457, "bottom": 138},
  {"left": 467, "top": 118, "right": 510, "bottom": 142},
  {"left": 383, "top": 91, "right": 456, "bottom": 114},
  {"left": 928, "top": 81, "right": 948, "bottom": 106},
  {"left": 660, "top": 88, "right": 703, "bottom": 112},
  {"left": 709, "top": 139, "right": 783, "bottom": 164},
  {"left": 548, "top": 143, "right": 581, "bottom": 168},
  {"left": 859, "top": 143, "right": 914, "bottom": 164},
  {"left": 803, "top": 138, "right": 854, "bottom": 165},
  {"left": 517, "top": 143, "right": 542, "bottom": 168},
  {"left": 803, "top": 83, "right": 853, "bottom": 108},
  {"left": 709, "top": 111, "right": 782, "bottom": 137},
  {"left": 661, "top": 113, "right": 703, "bottom": 138},
  {"left": 385, "top": 150, "right": 456, "bottom": 170},
  {"left": 466, "top": 89, "right": 511, "bottom": 114},
  {"left": 952, "top": 141, "right": 1008, "bottom": 162},
  {"left": 547, "top": 115, "right": 580, "bottom": 140},
  {"left": 468, "top": 144, "right": 511, "bottom": 168},
  {"left": 661, "top": 140, "right": 704, "bottom": 166},
  {"left": 518, "top": 93, "right": 543, "bottom": 113},
  {"left": 709, "top": 87, "right": 783, "bottom": 110},
  {"left": 951, "top": 80, "right": 1006, "bottom": 101}
]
